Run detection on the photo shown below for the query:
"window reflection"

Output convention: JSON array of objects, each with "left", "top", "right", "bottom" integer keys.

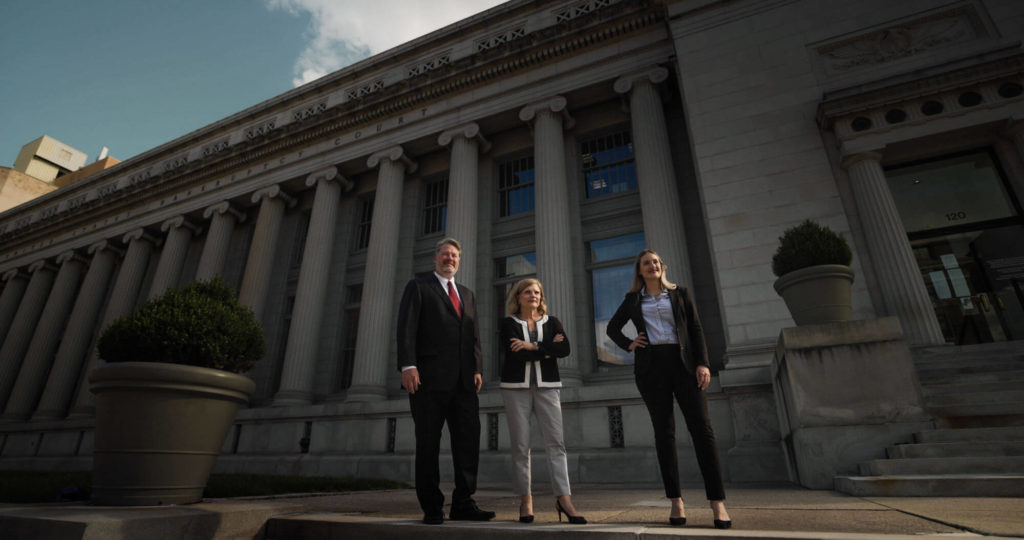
[{"left": 589, "top": 232, "right": 645, "bottom": 368}]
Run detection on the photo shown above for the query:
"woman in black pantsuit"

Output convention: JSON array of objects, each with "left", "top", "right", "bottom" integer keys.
[{"left": 606, "top": 249, "right": 731, "bottom": 529}]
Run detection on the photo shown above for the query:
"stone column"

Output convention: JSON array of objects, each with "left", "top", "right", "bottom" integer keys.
[
  {"left": 2, "top": 251, "right": 86, "bottom": 421},
  {"left": 147, "top": 216, "right": 199, "bottom": 299},
  {"left": 843, "top": 152, "right": 945, "bottom": 346},
  {"left": 347, "top": 146, "right": 417, "bottom": 402},
  {"left": 69, "top": 228, "right": 157, "bottom": 417},
  {"left": 0, "top": 269, "right": 29, "bottom": 346},
  {"left": 519, "top": 97, "right": 581, "bottom": 386},
  {"left": 273, "top": 167, "right": 351, "bottom": 406},
  {"left": 238, "top": 185, "right": 295, "bottom": 321},
  {"left": 195, "top": 202, "right": 245, "bottom": 281},
  {"left": 614, "top": 67, "right": 692, "bottom": 286},
  {"left": 0, "top": 260, "right": 57, "bottom": 410},
  {"left": 1008, "top": 119, "right": 1024, "bottom": 158},
  {"left": 33, "top": 241, "right": 122, "bottom": 421},
  {"left": 438, "top": 123, "right": 490, "bottom": 291}
]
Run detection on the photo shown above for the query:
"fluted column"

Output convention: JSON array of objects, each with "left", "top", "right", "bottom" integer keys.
[
  {"left": 2, "top": 251, "right": 86, "bottom": 420},
  {"left": 0, "top": 260, "right": 57, "bottom": 410},
  {"left": 147, "top": 216, "right": 198, "bottom": 299},
  {"left": 438, "top": 123, "right": 490, "bottom": 291},
  {"left": 33, "top": 241, "right": 122, "bottom": 420},
  {"left": 69, "top": 228, "right": 157, "bottom": 417},
  {"left": 195, "top": 202, "right": 245, "bottom": 281},
  {"left": 1008, "top": 119, "right": 1024, "bottom": 158},
  {"left": 614, "top": 67, "right": 691, "bottom": 286},
  {"left": 519, "top": 97, "right": 581, "bottom": 386},
  {"left": 843, "top": 152, "right": 945, "bottom": 345},
  {"left": 274, "top": 167, "right": 351, "bottom": 406},
  {"left": 238, "top": 185, "right": 295, "bottom": 321},
  {"left": 347, "top": 146, "right": 417, "bottom": 402},
  {"left": 0, "top": 269, "right": 29, "bottom": 346}
]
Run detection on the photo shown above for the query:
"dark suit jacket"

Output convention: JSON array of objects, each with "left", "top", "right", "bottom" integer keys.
[
  {"left": 498, "top": 315, "right": 570, "bottom": 388},
  {"left": 397, "top": 275, "right": 482, "bottom": 392},
  {"left": 606, "top": 286, "right": 709, "bottom": 376}
]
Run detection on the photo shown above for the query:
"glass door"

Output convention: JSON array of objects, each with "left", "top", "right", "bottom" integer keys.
[{"left": 887, "top": 150, "right": 1024, "bottom": 344}]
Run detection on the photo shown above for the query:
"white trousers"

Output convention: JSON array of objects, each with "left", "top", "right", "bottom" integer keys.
[{"left": 501, "top": 387, "right": 571, "bottom": 496}]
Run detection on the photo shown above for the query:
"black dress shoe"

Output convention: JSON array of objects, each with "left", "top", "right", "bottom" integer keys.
[
  {"left": 714, "top": 519, "right": 732, "bottom": 529},
  {"left": 669, "top": 516, "right": 686, "bottom": 526},
  {"left": 449, "top": 502, "right": 496, "bottom": 521},
  {"left": 422, "top": 513, "right": 444, "bottom": 525}
]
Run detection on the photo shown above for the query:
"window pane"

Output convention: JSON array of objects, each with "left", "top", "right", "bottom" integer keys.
[
  {"left": 886, "top": 152, "right": 1016, "bottom": 234},
  {"left": 590, "top": 232, "right": 645, "bottom": 263},
  {"left": 581, "top": 130, "right": 637, "bottom": 198},
  {"left": 496, "top": 252, "right": 537, "bottom": 278},
  {"left": 593, "top": 264, "right": 636, "bottom": 366},
  {"left": 422, "top": 177, "right": 449, "bottom": 234},
  {"left": 498, "top": 156, "right": 535, "bottom": 217}
]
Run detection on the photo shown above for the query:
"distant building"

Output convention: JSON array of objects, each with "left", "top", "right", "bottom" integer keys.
[
  {"left": 0, "top": 167, "right": 57, "bottom": 214},
  {"left": 13, "top": 136, "right": 88, "bottom": 184}
]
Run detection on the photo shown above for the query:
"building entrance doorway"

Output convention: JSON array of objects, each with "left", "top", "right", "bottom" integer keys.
[{"left": 886, "top": 150, "right": 1024, "bottom": 345}]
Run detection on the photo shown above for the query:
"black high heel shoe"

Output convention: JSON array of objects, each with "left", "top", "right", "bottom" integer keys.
[
  {"left": 519, "top": 503, "right": 534, "bottom": 523},
  {"left": 555, "top": 500, "right": 587, "bottom": 524},
  {"left": 714, "top": 519, "right": 732, "bottom": 529},
  {"left": 669, "top": 516, "right": 686, "bottom": 526}
]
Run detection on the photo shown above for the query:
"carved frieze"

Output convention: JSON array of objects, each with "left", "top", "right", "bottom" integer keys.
[
  {"left": 406, "top": 51, "right": 452, "bottom": 78},
  {"left": 202, "top": 138, "right": 230, "bottom": 157},
  {"left": 554, "top": 0, "right": 622, "bottom": 24},
  {"left": 813, "top": 3, "right": 995, "bottom": 78},
  {"left": 345, "top": 79, "right": 385, "bottom": 101},
  {"left": 292, "top": 100, "right": 328, "bottom": 123},
  {"left": 475, "top": 25, "right": 527, "bottom": 53},
  {"left": 245, "top": 117, "right": 279, "bottom": 140}
]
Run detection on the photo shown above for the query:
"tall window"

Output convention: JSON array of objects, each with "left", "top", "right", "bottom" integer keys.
[
  {"left": 354, "top": 194, "right": 374, "bottom": 250},
  {"left": 339, "top": 285, "right": 362, "bottom": 390},
  {"left": 580, "top": 130, "right": 636, "bottom": 198},
  {"left": 589, "top": 232, "right": 646, "bottom": 368},
  {"left": 498, "top": 155, "right": 535, "bottom": 217},
  {"left": 423, "top": 176, "right": 448, "bottom": 235}
]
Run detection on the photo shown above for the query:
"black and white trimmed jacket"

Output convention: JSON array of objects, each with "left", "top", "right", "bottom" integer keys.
[{"left": 498, "top": 315, "right": 570, "bottom": 389}]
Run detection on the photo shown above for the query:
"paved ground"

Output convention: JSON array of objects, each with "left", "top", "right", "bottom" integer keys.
[{"left": 3, "top": 483, "right": 1022, "bottom": 539}]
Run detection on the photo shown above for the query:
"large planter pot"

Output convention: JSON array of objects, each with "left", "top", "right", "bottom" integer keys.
[
  {"left": 89, "top": 362, "right": 254, "bottom": 506},
  {"left": 773, "top": 264, "right": 855, "bottom": 326}
]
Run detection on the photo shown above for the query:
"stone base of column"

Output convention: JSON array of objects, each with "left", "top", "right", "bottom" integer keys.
[
  {"left": 271, "top": 390, "right": 313, "bottom": 407},
  {"left": 344, "top": 384, "right": 388, "bottom": 403}
]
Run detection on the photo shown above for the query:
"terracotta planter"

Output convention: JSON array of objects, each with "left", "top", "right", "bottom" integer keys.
[
  {"left": 773, "top": 264, "right": 855, "bottom": 326},
  {"left": 89, "top": 362, "right": 254, "bottom": 506}
]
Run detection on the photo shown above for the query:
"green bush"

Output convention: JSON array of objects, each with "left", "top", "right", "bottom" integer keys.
[
  {"left": 97, "top": 278, "right": 265, "bottom": 373},
  {"left": 771, "top": 219, "right": 852, "bottom": 277}
]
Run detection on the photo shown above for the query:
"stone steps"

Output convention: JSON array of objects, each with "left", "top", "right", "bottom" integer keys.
[
  {"left": 886, "top": 440, "right": 1024, "bottom": 459},
  {"left": 859, "top": 455, "right": 1024, "bottom": 475},
  {"left": 913, "top": 426, "right": 1024, "bottom": 443},
  {"left": 834, "top": 474, "right": 1024, "bottom": 497}
]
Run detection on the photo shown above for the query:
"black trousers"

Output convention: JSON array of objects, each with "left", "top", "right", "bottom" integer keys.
[
  {"left": 409, "top": 386, "right": 480, "bottom": 514},
  {"left": 636, "top": 344, "right": 725, "bottom": 501}
]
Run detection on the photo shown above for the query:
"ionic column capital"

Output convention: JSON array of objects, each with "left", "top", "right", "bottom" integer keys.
[
  {"left": 438, "top": 122, "right": 491, "bottom": 153},
  {"left": 88, "top": 240, "right": 124, "bottom": 258},
  {"left": 2, "top": 269, "right": 23, "bottom": 282},
  {"left": 251, "top": 184, "right": 297, "bottom": 207},
  {"left": 368, "top": 145, "right": 418, "bottom": 173},
  {"left": 27, "top": 260, "right": 56, "bottom": 274},
  {"left": 160, "top": 215, "right": 200, "bottom": 235},
  {"left": 519, "top": 96, "right": 575, "bottom": 129},
  {"left": 122, "top": 228, "right": 158, "bottom": 245},
  {"left": 55, "top": 250, "right": 87, "bottom": 266},
  {"left": 613, "top": 66, "right": 669, "bottom": 95},
  {"left": 841, "top": 151, "right": 885, "bottom": 170},
  {"left": 203, "top": 201, "right": 246, "bottom": 222},
  {"left": 304, "top": 166, "right": 353, "bottom": 191}
]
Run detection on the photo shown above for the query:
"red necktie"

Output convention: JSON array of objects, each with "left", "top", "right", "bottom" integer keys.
[{"left": 448, "top": 281, "right": 462, "bottom": 317}]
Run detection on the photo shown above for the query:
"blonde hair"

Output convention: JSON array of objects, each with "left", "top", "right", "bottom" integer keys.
[
  {"left": 505, "top": 278, "right": 548, "bottom": 316},
  {"left": 628, "top": 249, "right": 677, "bottom": 293}
]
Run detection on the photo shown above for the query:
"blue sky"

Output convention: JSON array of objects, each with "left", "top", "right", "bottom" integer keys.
[{"left": 0, "top": 0, "right": 504, "bottom": 167}]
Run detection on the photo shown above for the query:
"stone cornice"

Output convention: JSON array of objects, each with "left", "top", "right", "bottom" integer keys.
[{"left": 0, "top": 0, "right": 663, "bottom": 256}]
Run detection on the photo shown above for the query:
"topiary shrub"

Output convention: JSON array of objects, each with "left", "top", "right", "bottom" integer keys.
[
  {"left": 97, "top": 278, "right": 265, "bottom": 373},
  {"left": 771, "top": 219, "right": 852, "bottom": 277}
]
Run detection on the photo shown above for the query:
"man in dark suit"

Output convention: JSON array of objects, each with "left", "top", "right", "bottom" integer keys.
[{"left": 397, "top": 237, "right": 494, "bottom": 524}]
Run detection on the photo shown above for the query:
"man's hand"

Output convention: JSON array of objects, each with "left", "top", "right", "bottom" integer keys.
[
  {"left": 474, "top": 373, "right": 483, "bottom": 393},
  {"left": 402, "top": 368, "right": 421, "bottom": 394}
]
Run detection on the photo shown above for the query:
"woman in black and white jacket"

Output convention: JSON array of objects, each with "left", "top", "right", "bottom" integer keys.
[{"left": 499, "top": 278, "right": 585, "bottom": 524}]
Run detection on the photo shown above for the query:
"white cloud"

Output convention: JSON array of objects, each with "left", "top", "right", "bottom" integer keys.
[{"left": 268, "top": 0, "right": 507, "bottom": 87}]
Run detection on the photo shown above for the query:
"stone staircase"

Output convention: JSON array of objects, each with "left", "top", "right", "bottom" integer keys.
[{"left": 835, "top": 342, "right": 1024, "bottom": 497}]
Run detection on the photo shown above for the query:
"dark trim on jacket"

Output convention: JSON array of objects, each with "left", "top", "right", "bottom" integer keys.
[
  {"left": 605, "top": 286, "right": 709, "bottom": 375},
  {"left": 499, "top": 315, "right": 570, "bottom": 388}
]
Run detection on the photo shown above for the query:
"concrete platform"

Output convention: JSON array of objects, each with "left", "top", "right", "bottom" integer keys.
[{"left": 2, "top": 484, "right": 1023, "bottom": 539}]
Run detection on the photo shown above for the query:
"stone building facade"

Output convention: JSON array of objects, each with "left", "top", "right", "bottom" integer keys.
[{"left": 0, "top": 0, "right": 1022, "bottom": 487}]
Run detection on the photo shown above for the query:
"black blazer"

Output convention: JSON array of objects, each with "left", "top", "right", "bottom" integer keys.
[
  {"left": 606, "top": 286, "right": 709, "bottom": 376},
  {"left": 498, "top": 315, "right": 570, "bottom": 388},
  {"left": 396, "top": 275, "right": 482, "bottom": 392}
]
